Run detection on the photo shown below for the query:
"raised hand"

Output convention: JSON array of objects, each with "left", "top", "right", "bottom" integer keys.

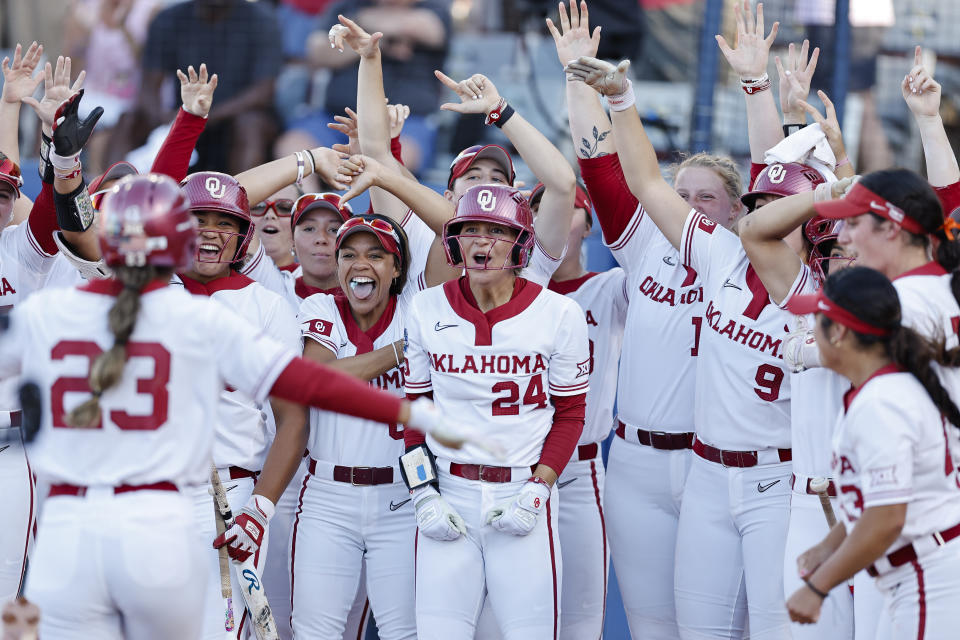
[
  {"left": 388, "top": 102, "right": 410, "bottom": 139},
  {"left": 1, "top": 42, "right": 44, "bottom": 105},
  {"left": 52, "top": 90, "right": 104, "bottom": 156},
  {"left": 329, "top": 14, "right": 382, "bottom": 58},
  {"left": 715, "top": 0, "right": 779, "bottom": 80},
  {"left": 546, "top": 0, "right": 601, "bottom": 67},
  {"left": 337, "top": 154, "right": 384, "bottom": 205},
  {"left": 565, "top": 56, "right": 630, "bottom": 96},
  {"left": 798, "top": 90, "right": 848, "bottom": 165},
  {"left": 21, "top": 56, "right": 86, "bottom": 135},
  {"left": 902, "top": 46, "right": 940, "bottom": 119},
  {"left": 177, "top": 63, "right": 218, "bottom": 118},
  {"left": 775, "top": 40, "right": 819, "bottom": 121},
  {"left": 328, "top": 106, "right": 361, "bottom": 156},
  {"left": 435, "top": 71, "right": 502, "bottom": 115}
]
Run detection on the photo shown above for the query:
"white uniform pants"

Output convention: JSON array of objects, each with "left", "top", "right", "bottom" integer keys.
[
  {"left": 0, "top": 428, "right": 33, "bottom": 603},
  {"left": 874, "top": 541, "right": 960, "bottom": 640},
  {"left": 187, "top": 473, "right": 265, "bottom": 640},
  {"left": 26, "top": 489, "right": 206, "bottom": 640},
  {"left": 263, "top": 458, "right": 306, "bottom": 640},
  {"left": 289, "top": 472, "right": 416, "bottom": 640},
  {"left": 783, "top": 489, "right": 854, "bottom": 639},
  {"left": 853, "top": 568, "right": 887, "bottom": 640},
  {"left": 675, "top": 455, "right": 792, "bottom": 640},
  {"left": 605, "top": 436, "right": 691, "bottom": 639},
  {"left": 416, "top": 469, "right": 562, "bottom": 640}
]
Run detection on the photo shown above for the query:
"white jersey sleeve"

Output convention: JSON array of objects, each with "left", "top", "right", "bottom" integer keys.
[
  {"left": 403, "top": 298, "right": 433, "bottom": 395},
  {"left": 4, "top": 221, "right": 56, "bottom": 277},
  {"left": 521, "top": 240, "right": 563, "bottom": 287},
  {"left": 547, "top": 298, "right": 591, "bottom": 397},
  {"left": 401, "top": 209, "right": 435, "bottom": 293},
  {"left": 680, "top": 209, "right": 742, "bottom": 290},
  {"left": 298, "top": 293, "right": 343, "bottom": 355},
  {"left": 605, "top": 203, "right": 661, "bottom": 274},
  {"left": 241, "top": 243, "right": 299, "bottom": 306}
]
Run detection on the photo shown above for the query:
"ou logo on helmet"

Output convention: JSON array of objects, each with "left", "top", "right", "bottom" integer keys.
[
  {"left": 476, "top": 189, "right": 497, "bottom": 212},
  {"left": 767, "top": 164, "right": 786, "bottom": 184},
  {"left": 205, "top": 176, "right": 227, "bottom": 199}
]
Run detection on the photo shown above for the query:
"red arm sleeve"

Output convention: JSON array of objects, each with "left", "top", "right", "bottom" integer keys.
[
  {"left": 749, "top": 162, "right": 766, "bottom": 190},
  {"left": 934, "top": 182, "right": 960, "bottom": 218},
  {"left": 577, "top": 154, "right": 640, "bottom": 245},
  {"left": 537, "top": 393, "right": 586, "bottom": 475},
  {"left": 150, "top": 108, "right": 207, "bottom": 182},
  {"left": 270, "top": 356, "right": 403, "bottom": 424},
  {"left": 391, "top": 137, "right": 405, "bottom": 166},
  {"left": 27, "top": 181, "right": 58, "bottom": 255},
  {"left": 403, "top": 392, "right": 431, "bottom": 448}
]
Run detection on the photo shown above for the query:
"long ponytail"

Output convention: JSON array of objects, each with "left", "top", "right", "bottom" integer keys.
[{"left": 65, "top": 266, "right": 164, "bottom": 428}]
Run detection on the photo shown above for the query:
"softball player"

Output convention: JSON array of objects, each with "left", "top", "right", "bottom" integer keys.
[
  {"left": 784, "top": 266, "right": 960, "bottom": 640},
  {"left": 3, "top": 174, "right": 460, "bottom": 639},
  {"left": 402, "top": 184, "right": 589, "bottom": 640}
]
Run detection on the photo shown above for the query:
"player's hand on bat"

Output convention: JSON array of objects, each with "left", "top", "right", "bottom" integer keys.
[
  {"left": 485, "top": 478, "right": 551, "bottom": 536},
  {"left": 775, "top": 39, "right": 819, "bottom": 122},
  {"left": 213, "top": 494, "right": 275, "bottom": 563},
  {"left": 412, "top": 485, "right": 466, "bottom": 541},
  {"left": 178, "top": 63, "right": 218, "bottom": 119},
  {"left": 902, "top": 45, "right": 941, "bottom": 120},
  {"left": 435, "top": 71, "right": 502, "bottom": 116},
  {"left": 715, "top": 0, "right": 779, "bottom": 80},
  {"left": 786, "top": 582, "right": 824, "bottom": 624},
  {"left": 564, "top": 56, "right": 630, "bottom": 97},
  {"left": 546, "top": 0, "right": 601, "bottom": 68}
]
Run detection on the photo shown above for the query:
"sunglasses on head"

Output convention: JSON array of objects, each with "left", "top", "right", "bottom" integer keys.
[
  {"left": 0, "top": 158, "right": 23, "bottom": 187},
  {"left": 251, "top": 199, "right": 294, "bottom": 217},
  {"left": 337, "top": 216, "right": 400, "bottom": 243}
]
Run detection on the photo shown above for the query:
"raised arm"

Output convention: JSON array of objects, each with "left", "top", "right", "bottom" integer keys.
[
  {"left": 716, "top": 1, "right": 782, "bottom": 162},
  {"left": 235, "top": 147, "right": 347, "bottom": 206},
  {"left": 797, "top": 91, "right": 854, "bottom": 179},
  {"left": 566, "top": 56, "right": 689, "bottom": 248},
  {"left": 0, "top": 42, "right": 44, "bottom": 166},
  {"left": 902, "top": 46, "right": 959, "bottom": 188},
  {"left": 435, "top": 70, "right": 577, "bottom": 257},
  {"left": 150, "top": 64, "right": 217, "bottom": 181},
  {"left": 775, "top": 40, "right": 819, "bottom": 130}
]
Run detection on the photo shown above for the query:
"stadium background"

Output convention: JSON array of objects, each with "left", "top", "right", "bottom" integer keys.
[{"left": 2, "top": 0, "right": 960, "bottom": 636}]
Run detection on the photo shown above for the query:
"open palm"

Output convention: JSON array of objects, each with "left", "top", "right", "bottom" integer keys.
[
  {"left": 1, "top": 42, "right": 44, "bottom": 104},
  {"left": 22, "top": 56, "right": 86, "bottom": 132},
  {"left": 546, "top": 0, "right": 601, "bottom": 66}
]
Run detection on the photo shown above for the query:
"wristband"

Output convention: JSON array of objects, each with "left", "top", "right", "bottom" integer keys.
[
  {"left": 803, "top": 577, "right": 829, "bottom": 600},
  {"left": 606, "top": 79, "right": 636, "bottom": 112},
  {"left": 50, "top": 150, "right": 82, "bottom": 181},
  {"left": 392, "top": 341, "right": 403, "bottom": 368},
  {"left": 813, "top": 181, "right": 834, "bottom": 203},
  {"left": 294, "top": 151, "right": 305, "bottom": 186},
  {"left": 527, "top": 476, "right": 549, "bottom": 488},
  {"left": 53, "top": 182, "right": 96, "bottom": 232},
  {"left": 494, "top": 104, "right": 515, "bottom": 128},
  {"left": 783, "top": 123, "right": 804, "bottom": 138},
  {"left": 741, "top": 73, "right": 771, "bottom": 95},
  {"left": 38, "top": 133, "right": 55, "bottom": 184},
  {"left": 301, "top": 148, "right": 316, "bottom": 176},
  {"left": 485, "top": 98, "right": 507, "bottom": 126},
  {"left": 835, "top": 156, "right": 850, "bottom": 169}
]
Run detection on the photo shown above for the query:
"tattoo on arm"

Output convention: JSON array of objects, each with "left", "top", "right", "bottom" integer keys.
[{"left": 579, "top": 126, "right": 611, "bottom": 158}]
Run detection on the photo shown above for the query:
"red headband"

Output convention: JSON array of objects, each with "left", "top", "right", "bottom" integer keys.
[
  {"left": 786, "top": 290, "right": 892, "bottom": 337},
  {"left": 814, "top": 182, "right": 926, "bottom": 235}
]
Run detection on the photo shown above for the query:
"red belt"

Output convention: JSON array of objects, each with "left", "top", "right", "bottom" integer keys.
[
  {"left": 616, "top": 421, "right": 694, "bottom": 451},
  {"left": 693, "top": 438, "right": 792, "bottom": 468},
  {"left": 791, "top": 474, "right": 838, "bottom": 497},
  {"left": 7, "top": 410, "right": 21, "bottom": 427},
  {"left": 449, "top": 463, "right": 537, "bottom": 483},
  {"left": 867, "top": 521, "right": 960, "bottom": 577},
  {"left": 308, "top": 459, "right": 394, "bottom": 486},
  {"left": 227, "top": 466, "right": 258, "bottom": 481},
  {"left": 49, "top": 481, "right": 178, "bottom": 497},
  {"left": 577, "top": 443, "right": 599, "bottom": 460}
]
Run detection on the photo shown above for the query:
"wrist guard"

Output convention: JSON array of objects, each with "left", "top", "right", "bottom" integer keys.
[
  {"left": 38, "top": 133, "right": 54, "bottom": 184},
  {"left": 54, "top": 182, "right": 96, "bottom": 232},
  {"left": 400, "top": 444, "right": 439, "bottom": 492},
  {"left": 52, "top": 90, "right": 104, "bottom": 157}
]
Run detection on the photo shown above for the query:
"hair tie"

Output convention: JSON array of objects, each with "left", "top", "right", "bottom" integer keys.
[{"left": 940, "top": 217, "right": 960, "bottom": 242}]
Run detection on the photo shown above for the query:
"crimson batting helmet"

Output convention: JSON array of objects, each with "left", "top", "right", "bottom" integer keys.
[
  {"left": 180, "top": 171, "right": 253, "bottom": 265},
  {"left": 443, "top": 185, "right": 535, "bottom": 269},
  {"left": 804, "top": 215, "right": 851, "bottom": 283},
  {"left": 99, "top": 174, "right": 198, "bottom": 270},
  {"left": 741, "top": 162, "right": 826, "bottom": 211}
]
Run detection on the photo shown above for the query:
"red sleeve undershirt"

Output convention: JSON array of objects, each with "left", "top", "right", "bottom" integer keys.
[
  {"left": 271, "top": 356, "right": 402, "bottom": 425},
  {"left": 403, "top": 392, "right": 430, "bottom": 448},
  {"left": 537, "top": 393, "right": 586, "bottom": 476},
  {"left": 934, "top": 181, "right": 960, "bottom": 218},
  {"left": 150, "top": 108, "right": 207, "bottom": 182},
  {"left": 27, "top": 181, "right": 58, "bottom": 255},
  {"left": 749, "top": 162, "right": 766, "bottom": 190},
  {"left": 577, "top": 154, "right": 640, "bottom": 245},
  {"left": 391, "top": 136, "right": 404, "bottom": 166}
]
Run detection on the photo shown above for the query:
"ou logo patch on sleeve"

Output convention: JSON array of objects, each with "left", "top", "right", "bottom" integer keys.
[
  {"left": 477, "top": 189, "right": 497, "bottom": 212},
  {"left": 767, "top": 164, "right": 786, "bottom": 184},
  {"left": 697, "top": 215, "right": 716, "bottom": 234},
  {"left": 205, "top": 176, "right": 226, "bottom": 199},
  {"left": 307, "top": 319, "right": 332, "bottom": 337}
]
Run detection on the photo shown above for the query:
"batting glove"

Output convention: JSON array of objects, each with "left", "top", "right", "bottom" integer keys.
[
  {"left": 407, "top": 397, "right": 507, "bottom": 459},
  {"left": 784, "top": 317, "right": 821, "bottom": 373},
  {"left": 52, "top": 90, "right": 104, "bottom": 157},
  {"left": 486, "top": 478, "right": 551, "bottom": 537},
  {"left": 213, "top": 494, "right": 275, "bottom": 563},
  {"left": 412, "top": 485, "right": 466, "bottom": 542}
]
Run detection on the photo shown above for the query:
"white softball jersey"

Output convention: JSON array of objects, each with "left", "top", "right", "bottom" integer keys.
[
  {"left": 893, "top": 263, "right": 960, "bottom": 349},
  {"left": 547, "top": 269, "right": 627, "bottom": 445},
  {"left": 0, "top": 282, "right": 296, "bottom": 487},
  {"left": 607, "top": 204, "right": 704, "bottom": 432},
  {"left": 832, "top": 368, "right": 960, "bottom": 551},
  {"left": 404, "top": 278, "right": 590, "bottom": 467},
  {"left": 788, "top": 366, "right": 846, "bottom": 478},
  {"left": 680, "top": 209, "right": 810, "bottom": 450},
  {"left": 172, "top": 273, "right": 300, "bottom": 472}
]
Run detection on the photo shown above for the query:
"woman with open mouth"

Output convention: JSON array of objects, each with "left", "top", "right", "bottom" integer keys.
[{"left": 250, "top": 188, "right": 298, "bottom": 273}]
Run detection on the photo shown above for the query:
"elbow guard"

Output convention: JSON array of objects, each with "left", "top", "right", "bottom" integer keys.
[
  {"left": 53, "top": 231, "right": 110, "bottom": 280},
  {"left": 53, "top": 182, "right": 95, "bottom": 232}
]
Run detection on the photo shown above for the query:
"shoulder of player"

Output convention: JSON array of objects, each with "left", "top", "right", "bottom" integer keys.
[
  {"left": 297, "top": 290, "right": 340, "bottom": 319},
  {"left": 848, "top": 372, "right": 927, "bottom": 418}
]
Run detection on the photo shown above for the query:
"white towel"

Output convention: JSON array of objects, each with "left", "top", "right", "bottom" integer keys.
[{"left": 763, "top": 123, "right": 838, "bottom": 175}]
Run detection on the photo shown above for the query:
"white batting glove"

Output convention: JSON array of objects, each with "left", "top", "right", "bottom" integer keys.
[
  {"left": 784, "top": 317, "right": 821, "bottom": 373},
  {"left": 213, "top": 494, "right": 274, "bottom": 563},
  {"left": 486, "top": 478, "right": 551, "bottom": 536},
  {"left": 407, "top": 397, "right": 506, "bottom": 459},
  {"left": 412, "top": 485, "right": 466, "bottom": 542}
]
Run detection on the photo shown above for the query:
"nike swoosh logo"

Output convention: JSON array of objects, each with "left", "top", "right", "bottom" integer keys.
[
  {"left": 0, "top": 445, "right": 9, "bottom": 454},
  {"left": 389, "top": 498, "right": 411, "bottom": 511},
  {"left": 757, "top": 479, "right": 780, "bottom": 493},
  {"left": 226, "top": 484, "right": 238, "bottom": 492},
  {"left": 557, "top": 478, "right": 577, "bottom": 489},
  {"left": 723, "top": 279, "right": 742, "bottom": 290},
  {"left": 434, "top": 322, "right": 457, "bottom": 331},
  {"left": 662, "top": 255, "right": 677, "bottom": 266}
]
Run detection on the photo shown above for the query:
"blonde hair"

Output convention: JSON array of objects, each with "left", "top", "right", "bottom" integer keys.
[
  {"left": 669, "top": 152, "right": 744, "bottom": 210},
  {"left": 65, "top": 266, "right": 168, "bottom": 428}
]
